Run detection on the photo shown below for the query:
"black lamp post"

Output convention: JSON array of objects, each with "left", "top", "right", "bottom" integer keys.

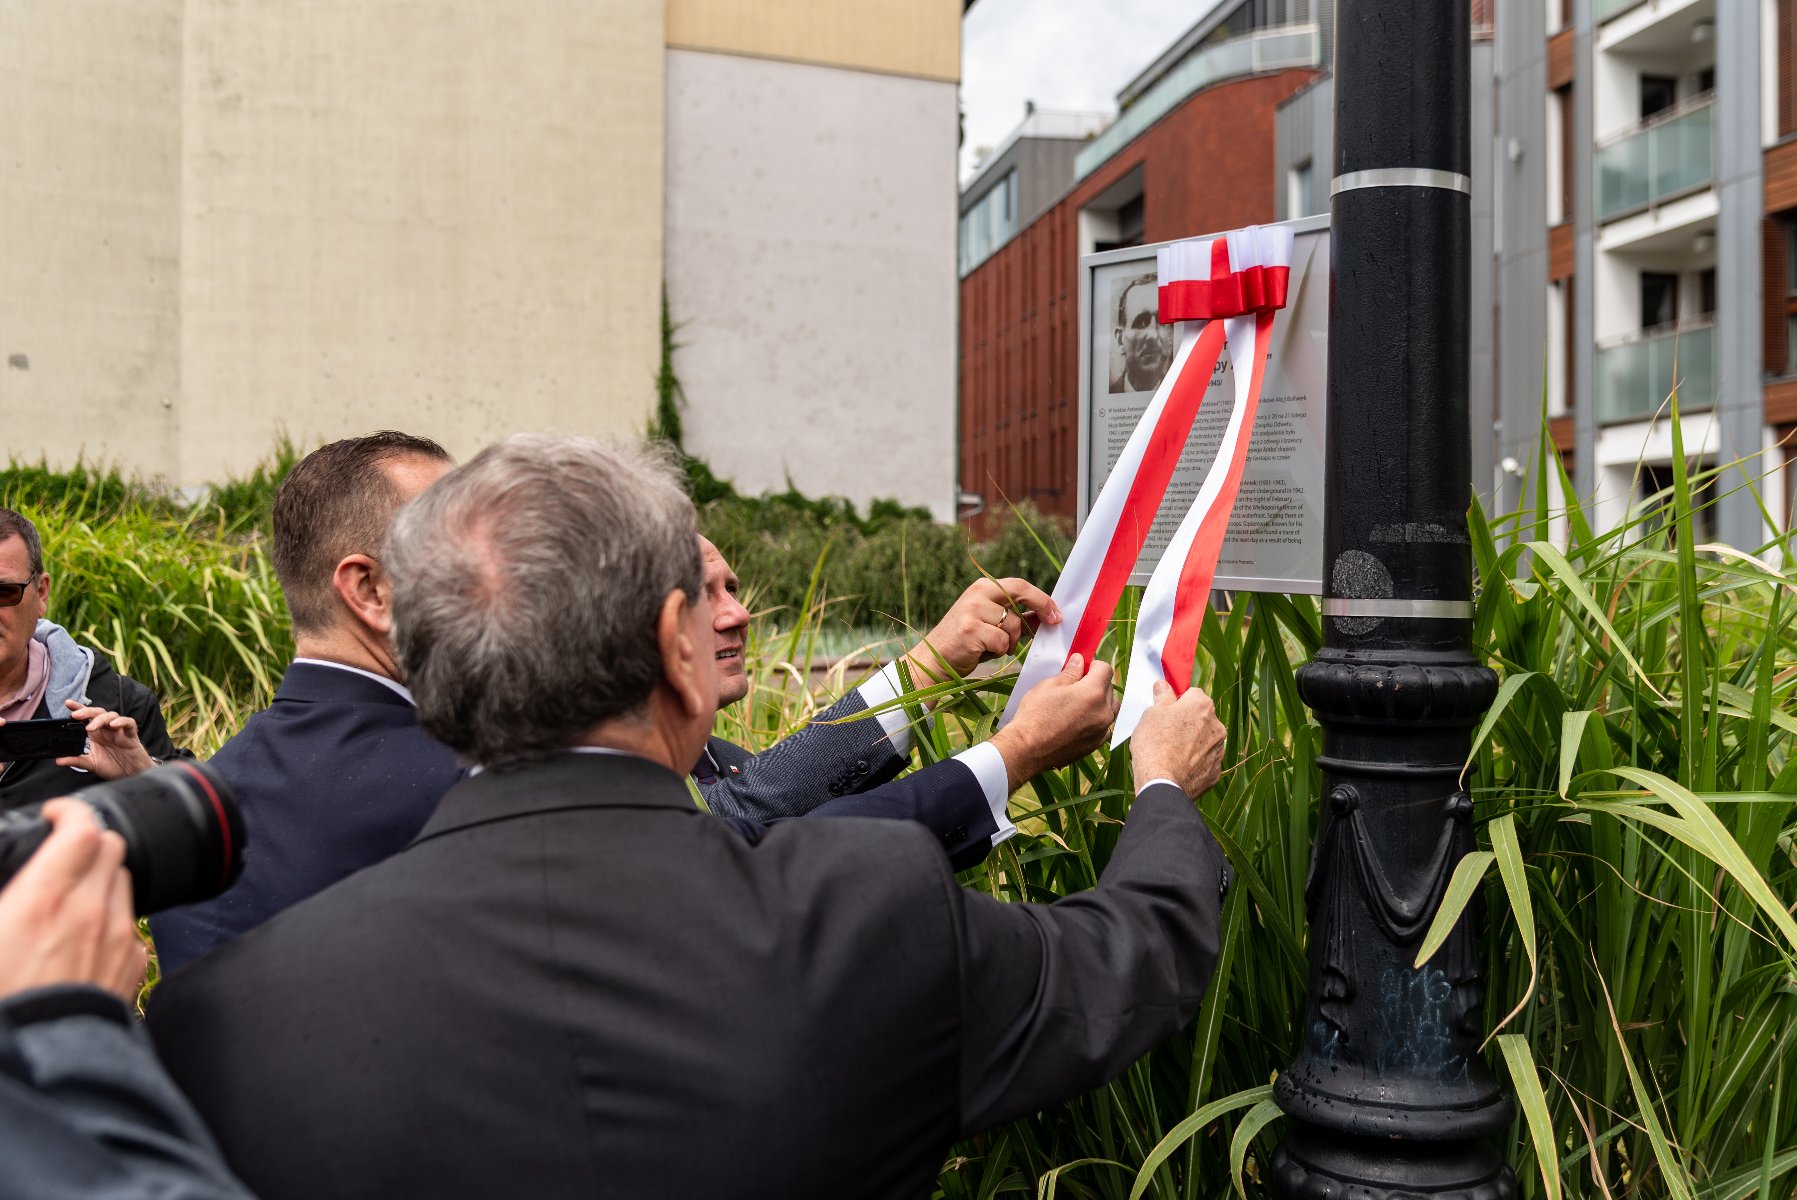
[{"left": 1269, "top": 2, "right": 1514, "bottom": 1196}]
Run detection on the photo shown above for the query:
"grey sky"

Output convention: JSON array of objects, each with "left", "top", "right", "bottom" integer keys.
[{"left": 959, "top": 0, "right": 1226, "bottom": 184}]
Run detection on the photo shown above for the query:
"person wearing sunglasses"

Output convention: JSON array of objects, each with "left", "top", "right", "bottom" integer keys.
[{"left": 0, "top": 509, "right": 187, "bottom": 810}]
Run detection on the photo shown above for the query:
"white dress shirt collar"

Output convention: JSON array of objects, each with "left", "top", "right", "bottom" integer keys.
[{"left": 292, "top": 657, "right": 415, "bottom": 705}]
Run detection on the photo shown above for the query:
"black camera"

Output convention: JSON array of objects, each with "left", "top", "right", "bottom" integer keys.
[{"left": 0, "top": 761, "right": 245, "bottom": 916}]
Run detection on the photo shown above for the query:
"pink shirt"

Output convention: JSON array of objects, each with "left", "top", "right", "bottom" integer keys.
[{"left": 0, "top": 639, "right": 49, "bottom": 725}]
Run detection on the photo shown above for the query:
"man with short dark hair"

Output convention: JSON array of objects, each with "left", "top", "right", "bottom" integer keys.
[
  {"left": 150, "top": 431, "right": 1101, "bottom": 970},
  {"left": 0, "top": 508, "right": 185, "bottom": 809},
  {"left": 148, "top": 434, "right": 1233, "bottom": 1200},
  {"left": 147, "top": 432, "right": 457, "bottom": 972}
]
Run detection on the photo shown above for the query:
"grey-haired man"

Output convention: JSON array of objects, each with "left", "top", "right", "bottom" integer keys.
[{"left": 149, "top": 434, "right": 1233, "bottom": 1200}]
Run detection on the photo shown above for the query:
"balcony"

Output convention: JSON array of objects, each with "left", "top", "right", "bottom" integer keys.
[
  {"left": 1597, "top": 0, "right": 1714, "bottom": 54},
  {"left": 1595, "top": 322, "right": 1715, "bottom": 425},
  {"left": 1595, "top": 97, "right": 1713, "bottom": 222},
  {"left": 1073, "top": 25, "right": 1320, "bottom": 181}
]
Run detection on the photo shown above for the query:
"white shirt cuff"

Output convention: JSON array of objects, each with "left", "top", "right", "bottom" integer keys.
[
  {"left": 1135, "top": 777, "right": 1182, "bottom": 797},
  {"left": 953, "top": 741, "right": 1017, "bottom": 849},
  {"left": 855, "top": 662, "right": 914, "bottom": 755}
]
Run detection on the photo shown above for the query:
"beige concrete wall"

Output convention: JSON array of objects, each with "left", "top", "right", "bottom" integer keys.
[
  {"left": 0, "top": 0, "right": 185, "bottom": 474},
  {"left": 176, "top": 0, "right": 667, "bottom": 483},
  {"left": 667, "top": 0, "right": 960, "bottom": 82},
  {"left": 665, "top": 49, "right": 958, "bottom": 518}
]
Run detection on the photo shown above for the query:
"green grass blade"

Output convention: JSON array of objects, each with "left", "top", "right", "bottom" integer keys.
[
  {"left": 1414, "top": 851, "right": 1494, "bottom": 968},
  {"left": 1496, "top": 1034, "right": 1562, "bottom": 1200},
  {"left": 1126, "top": 1085, "right": 1273, "bottom": 1200}
]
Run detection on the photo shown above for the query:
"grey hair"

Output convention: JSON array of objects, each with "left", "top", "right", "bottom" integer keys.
[{"left": 384, "top": 434, "right": 702, "bottom": 769}]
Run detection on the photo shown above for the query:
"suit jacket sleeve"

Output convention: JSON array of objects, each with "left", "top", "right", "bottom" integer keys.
[
  {"left": 699, "top": 689, "right": 907, "bottom": 822},
  {"left": 0, "top": 986, "right": 254, "bottom": 1199},
  {"left": 950, "top": 782, "right": 1232, "bottom": 1134},
  {"left": 718, "top": 759, "right": 999, "bottom": 872}
]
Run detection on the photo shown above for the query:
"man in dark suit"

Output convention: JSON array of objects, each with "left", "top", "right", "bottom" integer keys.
[
  {"left": 695, "top": 536, "right": 1072, "bottom": 867},
  {"left": 148, "top": 434, "right": 1232, "bottom": 1200},
  {"left": 146, "top": 432, "right": 460, "bottom": 973},
  {"left": 150, "top": 435, "right": 1095, "bottom": 971}
]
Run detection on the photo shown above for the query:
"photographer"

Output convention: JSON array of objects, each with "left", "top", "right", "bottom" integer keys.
[
  {"left": 0, "top": 800, "right": 252, "bottom": 1199},
  {"left": 0, "top": 508, "right": 187, "bottom": 808}
]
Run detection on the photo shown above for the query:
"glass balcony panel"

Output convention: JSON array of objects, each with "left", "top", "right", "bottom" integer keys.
[
  {"left": 1596, "top": 0, "right": 1646, "bottom": 21},
  {"left": 1595, "top": 101, "right": 1713, "bottom": 221},
  {"left": 1074, "top": 26, "right": 1320, "bottom": 181},
  {"left": 1595, "top": 323, "right": 1715, "bottom": 425}
]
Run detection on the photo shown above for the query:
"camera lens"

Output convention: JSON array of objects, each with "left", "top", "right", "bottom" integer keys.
[{"left": 0, "top": 761, "right": 244, "bottom": 916}]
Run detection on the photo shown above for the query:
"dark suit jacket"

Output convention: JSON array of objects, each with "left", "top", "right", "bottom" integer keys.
[
  {"left": 702, "top": 729, "right": 998, "bottom": 871},
  {"left": 147, "top": 663, "right": 463, "bottom": 973},
  {"left": 148, "top": 753, "right": 1229, "bottom": 1200},
  {"left": 697, "top": 688, "right": 914, "bottom": 820}
]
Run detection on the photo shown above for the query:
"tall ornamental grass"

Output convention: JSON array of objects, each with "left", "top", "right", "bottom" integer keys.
[
  {"left": 738, "top": 423, "right": 1797, "bottom": 1198},
  {"left": 0, "top": 465, "right": 290, "bottom": 754},
  {"left": 7, "top": 419, "right": 1795, "bottom": 1198}
]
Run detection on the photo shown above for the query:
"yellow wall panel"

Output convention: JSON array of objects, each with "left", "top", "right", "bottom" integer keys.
[{"left": 666, "top": 0, "right": 960, "bottom": 82}]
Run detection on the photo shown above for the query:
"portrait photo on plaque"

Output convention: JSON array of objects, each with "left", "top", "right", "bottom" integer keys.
[{"left": 1107, "top": 272, "right": 1174, "bottom": 395}]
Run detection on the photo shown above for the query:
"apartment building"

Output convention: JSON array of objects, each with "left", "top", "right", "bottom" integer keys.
[
  {"left": 1495, "top": 0, "right": 1794, "bottom": 545},
  {"left": 956, "top": 0, "right": 1326, "bottom": 528}
]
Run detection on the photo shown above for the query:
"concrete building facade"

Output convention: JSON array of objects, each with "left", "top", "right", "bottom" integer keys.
[
  {"left": 3, "top": 0, "right": 963, "bottom": 518},
  {"left": 956, "top": 0, "right": 1324, "bottom": 529},
  {"left": 664, "top": 0, "right": 962, "bottom": 517}
]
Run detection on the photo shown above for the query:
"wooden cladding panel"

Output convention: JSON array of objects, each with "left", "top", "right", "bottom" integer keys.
[
  {"left": 1768, "top": 382, "right": 1797, "bottom": 427},
  {"left": 1549, "top": 222, "right": 1575, "bottom": 282},
  {"left": 1547, "top": 29, "right": 1575, "bottom": 92},
  {"left": 1767, "top": 139, "right": 1797, "bottom": 214},
  {"left": 1548, "top": 415, "right": 1575, "bottom": 453}
]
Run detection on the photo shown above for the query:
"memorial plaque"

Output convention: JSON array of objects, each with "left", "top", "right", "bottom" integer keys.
[{"left": 1076, "top": 213, "right": 1328, "bottom": 593}]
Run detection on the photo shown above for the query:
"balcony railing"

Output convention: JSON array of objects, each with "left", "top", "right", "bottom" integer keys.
[
  {"left": 1595, "top": 322, "right": 1715, "bottom": 425},
  {"left": 1595, "top": 97, "right": 1714, "bottom": 221},
  {"left": 1073, "top": 25, "right": 1321, "bottom": 181},
  {"left": 1596, "top": 0, "right": 1646, "bottom": 21}
]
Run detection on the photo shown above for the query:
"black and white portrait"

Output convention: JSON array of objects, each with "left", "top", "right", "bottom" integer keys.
[{"left": 1107, "top": 272, "right": 1174, "bottom": 395}]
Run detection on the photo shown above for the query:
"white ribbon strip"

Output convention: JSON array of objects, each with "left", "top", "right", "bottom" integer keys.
[
  {"left": 1113, "top": 311, "right": 1261, "bottom": 745},
  {"left": 997, "top": 320, "right": 1204, "bottom": 727}
]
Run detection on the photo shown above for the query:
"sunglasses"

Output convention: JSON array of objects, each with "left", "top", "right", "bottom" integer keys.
[{"left": 0, "top": 575, "right": 39, "bottom": 608}]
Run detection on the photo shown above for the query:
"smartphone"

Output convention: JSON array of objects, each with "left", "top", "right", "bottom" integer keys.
[{"left": 0, "top": 718, "right": 89, "bottom": 763}]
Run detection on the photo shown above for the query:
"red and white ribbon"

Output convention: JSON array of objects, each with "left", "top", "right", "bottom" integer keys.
[{"left": 1001, "top": 224, "right": 1294, "bottom": 740}]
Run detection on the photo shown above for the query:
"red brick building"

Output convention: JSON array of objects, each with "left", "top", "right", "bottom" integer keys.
[{"left": 957, "top": 5, "right": 1324, "bottom": 530}]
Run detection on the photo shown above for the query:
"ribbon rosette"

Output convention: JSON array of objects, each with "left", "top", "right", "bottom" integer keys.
[{"left": 1000, "top": 224, "right": 1295, "bottom": 748}]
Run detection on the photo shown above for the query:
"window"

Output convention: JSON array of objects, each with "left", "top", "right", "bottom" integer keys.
[
  {"left": 1698, "top": 268, "right": 1716, "bottom": 319},
  {"left": 958, "top": 169, "right": 1020, "bottom": 275},
  {"left": 1641, "top": 272, "right": 1680, "bottom": 331},
  {"left": 1287, "top": 159, "right": 1316, "bottom": 219},
  {"left": 1115, "top": 195, "right": 1145, "bottom": 246},
  {"left": 1696, "top": 67, "right": 1715, "bottom": 96},
  {"left": 1637, "top": 462, "right": 1716, "bottom": 544},
  {"left": 1640, "top": 75, "right": 1679, "bottom": 120}
]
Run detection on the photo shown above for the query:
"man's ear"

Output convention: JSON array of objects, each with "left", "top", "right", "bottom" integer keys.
[
  {"left": 656, "top": 589, "right": 707, "bottom": 720},
  {"left": 331, "top": 554, "right": 391, "bottom": 636}
]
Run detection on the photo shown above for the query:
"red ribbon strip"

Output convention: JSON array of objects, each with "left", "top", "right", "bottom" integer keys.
[
  {"left": 1159, "top": 310, "right": 1275, "bottom": 693},
  {"left": 1158, "top": 265, "right": 1291, "bottom": 324},
  {"left": 1064, "top": 318, "right": 1230, "bottom": 668}
]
